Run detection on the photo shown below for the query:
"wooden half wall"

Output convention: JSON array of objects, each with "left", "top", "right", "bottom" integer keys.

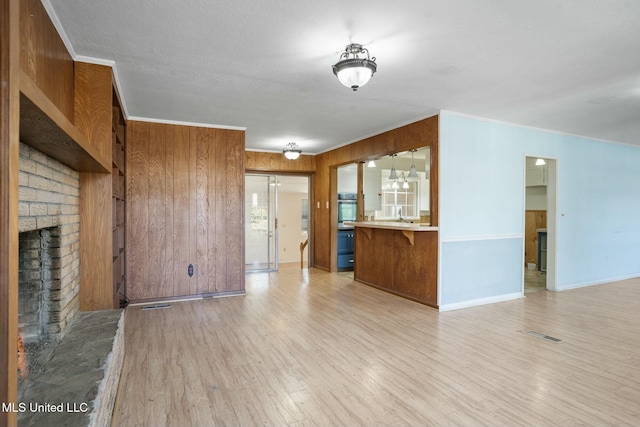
[{"left": 127, "top": 121, "right": 245, "bottom": 302}]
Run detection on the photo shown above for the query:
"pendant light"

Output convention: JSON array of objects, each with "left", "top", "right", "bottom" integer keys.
[
  {"left": 367, "top": 159, "right": 376, "bottom": 168},
  {"left": 407, "top": 149, "right": 419, "bottom": 179},
  {"left": 388, "top": 154, "right": 398, "bottom": 180},
  {"left": 332, "top": 43, "right": 377, "bottom": 91},
  {"left": 401, "top": 173, "right": 409, "bottom": 189}
]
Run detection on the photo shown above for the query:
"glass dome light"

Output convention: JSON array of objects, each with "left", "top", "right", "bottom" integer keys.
[
  {"left": 332, "top": 43, "right": 377, "bottom": 91},
  {"left": 283, "top": 142, "right": 301, "bottom": 160}
]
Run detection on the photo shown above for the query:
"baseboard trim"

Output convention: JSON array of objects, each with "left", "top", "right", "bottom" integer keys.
[
  {"left": 439, "top": 292, "right": 523, "bottom": 312},
  {"left": 555, "top": 273, "right": 640, "bottom": 291},
  {"left": 128, "top": 290, "right": 246, "bottom": 307}
]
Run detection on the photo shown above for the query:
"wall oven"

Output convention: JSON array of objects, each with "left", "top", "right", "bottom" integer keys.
[{"left": 337, "top": 193, "right": 357, "bottom": 224}]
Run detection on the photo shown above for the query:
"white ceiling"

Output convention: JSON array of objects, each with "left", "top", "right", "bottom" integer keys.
[{"left": 46, "top": 0, "right": 640, "bottom": 154}]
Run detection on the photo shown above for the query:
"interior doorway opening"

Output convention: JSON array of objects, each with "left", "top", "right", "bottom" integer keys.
[
  {"left": 245, "top": 174, "right": 310, "bottom": 272},
  {"left": 523, "top": 156, "right": 557, "bottom": 293}
]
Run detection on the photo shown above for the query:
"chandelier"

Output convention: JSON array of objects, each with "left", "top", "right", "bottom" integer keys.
[{"left": 332, "top": 43, "right": 377, "bottom": 91}]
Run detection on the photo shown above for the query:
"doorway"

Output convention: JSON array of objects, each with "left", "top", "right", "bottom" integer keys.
[
  {"left": 245, "top": 174, "right": 310, "bottom": 272},
  {"left": 523, "top": 157, "right": 557, "bottom": 293}
]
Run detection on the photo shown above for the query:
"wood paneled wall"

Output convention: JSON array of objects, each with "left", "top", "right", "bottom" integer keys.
[
  {"left": 312, "top": 116, "right": 439, "bottom": 271},
  {"left": 20, "top": 0, "right": 74, "bottom": 121},
  {"left": 74, "top": 62, "right": 114, "bottom": 311},
  {"left": 127, "top": 122, "right": 245, "bottom": 302},
  {"left": 74, "top": 63, "right": 113, "bottom": 161},
  {"left": 245, "top": 150, "right": 315, "bottom": 172},
  {"left": 1, "top": 0, "right": 20, "bottom": 424}
]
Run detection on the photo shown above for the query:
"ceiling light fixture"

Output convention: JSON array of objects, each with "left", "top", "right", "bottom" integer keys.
[
  {"left": 535, "top": 158, "right": 546, "bottom": 166},
  {"left": 388, "top": 155, "right": 398, "bottom": 180},
  {"left": 332, "top": 43, "right": 377, "bottom": 91},
  {"left": 407, "top": 149, "right": 419, "bottom": 179},
  {"left": 283, "top": 142, "right": 301, "bottom": 160},
  {"left": 367, "top": 159, "right": 376, "bottom": 168},
  {"left": 401, "top": 173, "right": 410, "bottom": 189}
]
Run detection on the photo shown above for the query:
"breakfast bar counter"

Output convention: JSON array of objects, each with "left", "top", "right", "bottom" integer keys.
[{"left": 344, "top": 222, "right": 438, "bottom": 308}]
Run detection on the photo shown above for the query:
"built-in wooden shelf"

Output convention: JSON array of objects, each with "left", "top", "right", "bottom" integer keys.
[
  {"left": 19, "top": 72, "right": 110, "bottom": 173},
  {"left": 111, "top": 90, "right": 127, "bottom": 308}
]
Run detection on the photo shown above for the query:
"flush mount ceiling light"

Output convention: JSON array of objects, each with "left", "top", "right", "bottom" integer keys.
[
  {"left": 283, "top": 142, "right": 301, "bottom": 160},
  {"left": 332, "top": 43, "right": 377, "bottom": 91}
]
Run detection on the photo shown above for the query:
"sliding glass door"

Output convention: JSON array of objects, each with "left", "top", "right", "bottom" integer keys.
[{"left": 245, "top": 175, "right": 278, "bottom": 271}]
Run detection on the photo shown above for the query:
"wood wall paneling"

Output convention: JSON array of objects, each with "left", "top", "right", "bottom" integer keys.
[
  {"left": 75, "top": 62, "right": 114, "bottom": 311},
  {"left": 162, "top": 125, "right": 175, "bottom": 299},
  {"left": 354, "top": 228, "right": 438, "bottom": 307},
  {"left": 148, "top": 122, "right": 167, "bottom": 297},
  {"left": 245, "top": 150, "right": 315, "bottom": 173},
  {"left": 1, "top": 0, "right": 20, "bottom": 424},
  {"left": 393, "top": 231, "right": 438, "bottom": 306},
  {"left": 172, "top": 125, "right": 191, "bottom": 297},
  {"left": 127, "top": 122, "right": 150, "bottom": 300},
  {"left": 127, "top": 122, "right": 245, "bottom": 302},
  {"left": 354, "top": 229, "right": 395, "bottom": 289},
  {"left": 20, "top": 0, "right": 74, "bottom": 121},
  {"left": 74, "top": 63, "right": 113, "bottom": 162},
  {"left": 195, "top": 126, "right": 211, "bottom": 295},
  {"left": 79, "top": 173, "right": 113, "bottom": 310},
  {"left": 225, "top": 130, "right": 245, "bottom": 291}
]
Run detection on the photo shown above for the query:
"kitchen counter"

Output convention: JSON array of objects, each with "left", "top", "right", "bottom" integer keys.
[
  {"left": 345, "top": 221, "right": 438, "bottom": 308},
  {"left": 344, "top": 221, "right": 437, "bottom": 232}
]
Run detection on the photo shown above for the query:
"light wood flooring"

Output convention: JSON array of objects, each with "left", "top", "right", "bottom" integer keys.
[
  {"left": 113, "top": 269, "right": 640, "bottom": 426},
  {"left": 524, "top": 268, "right": 546, "bottom": 293}
]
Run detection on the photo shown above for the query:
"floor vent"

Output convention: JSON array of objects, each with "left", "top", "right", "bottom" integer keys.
[
  {"left": 141, "top": 303, "right": 171, "bottom": 310},
  {"left": 521, "top": 330, "right": 563, "bottom": 343}
]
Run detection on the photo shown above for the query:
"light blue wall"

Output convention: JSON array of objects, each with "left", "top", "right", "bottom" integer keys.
[{"left": 438, "top": 112, "right": 640, "bottom": 307}]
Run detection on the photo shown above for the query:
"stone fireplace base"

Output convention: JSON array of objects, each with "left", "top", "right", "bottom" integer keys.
[{"left": 18, "top": 310, "right": 124, "bottom": 427}]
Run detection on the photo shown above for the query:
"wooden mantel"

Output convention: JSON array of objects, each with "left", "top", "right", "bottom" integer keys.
[{"left": 19, "top": 71, "right": 110, "bottom": 173}]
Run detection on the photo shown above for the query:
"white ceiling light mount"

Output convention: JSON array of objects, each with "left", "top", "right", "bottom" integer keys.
[
  {"left": 283, "top": 142, "right": 301, "bottom": 160},
  {"left": 332, "top": 43, "right": 377, "bottom": 91}
]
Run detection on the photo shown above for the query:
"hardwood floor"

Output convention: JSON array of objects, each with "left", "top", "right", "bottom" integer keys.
[
  {"left": 113, "top": 269, "right": 640, "bottom": 426},
  {"left": 524, "top": 268, "right": 546, "bottom": 293}
]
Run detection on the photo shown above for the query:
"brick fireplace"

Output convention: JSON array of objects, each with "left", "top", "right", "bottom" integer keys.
[
  {"left": 17, "top": 144, "right": 125, "bottom": 427},
  {"left": 18, "top": 142, "right": 80, "bottom": 342}
]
